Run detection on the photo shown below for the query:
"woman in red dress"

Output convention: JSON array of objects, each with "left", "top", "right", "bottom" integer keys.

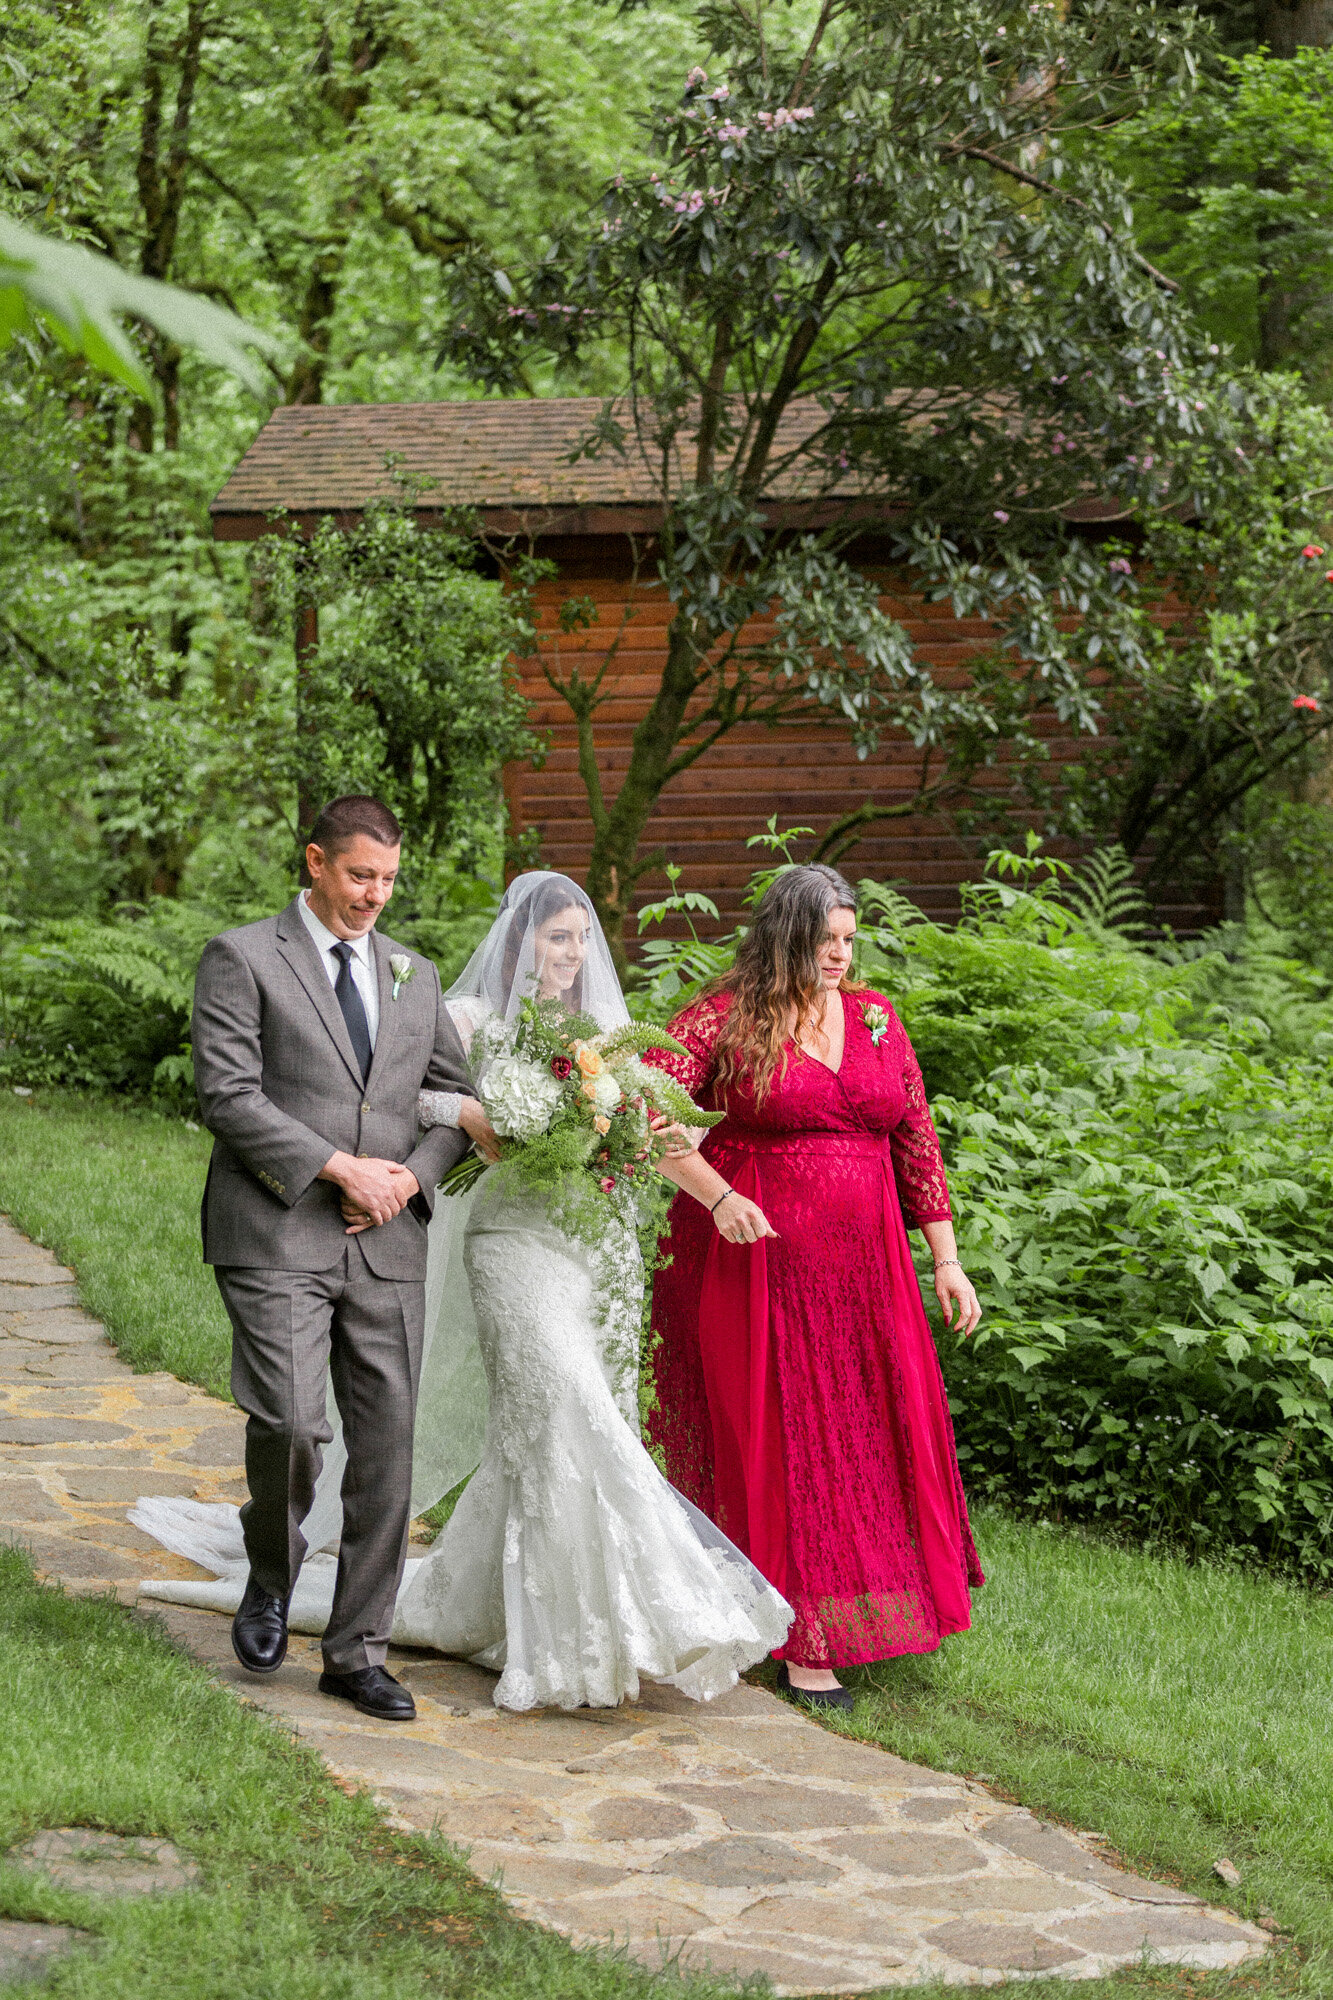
[{"left": 651, "top": 864, "right": 984, "bottom": 1709}]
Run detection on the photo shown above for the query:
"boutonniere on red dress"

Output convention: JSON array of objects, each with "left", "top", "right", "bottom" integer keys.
[
  {"left": 863, "top": 1002, "right": 890, "bottom": 1046},
  {"left": 389, "top": 953, "right": 415, "bottom": 1002}
]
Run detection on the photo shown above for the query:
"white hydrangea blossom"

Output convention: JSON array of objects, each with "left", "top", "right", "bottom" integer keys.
[
  {"left": 589, "top": 1069, "right": 622, "bottom": 1115},
  {"left": 481, "top": 1055, "right": 564, "bottom": 1141}
]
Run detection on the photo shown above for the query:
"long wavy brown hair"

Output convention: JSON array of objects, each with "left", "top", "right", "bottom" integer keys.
[{"left": 708, "top": 864, "right": 859, "bottom": 1106}]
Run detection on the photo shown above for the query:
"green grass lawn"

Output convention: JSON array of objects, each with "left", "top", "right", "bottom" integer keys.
[
  {"left": 0, "top": 1088, "right": 230, "bottom": 1396},
  {"left": 2, "top": 1087, "right": 1331, "bottom": 1996}
]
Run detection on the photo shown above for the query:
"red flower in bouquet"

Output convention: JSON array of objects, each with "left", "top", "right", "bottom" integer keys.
[{"left": 549, "top": 1055, "right": 573, "bottom": 1079}]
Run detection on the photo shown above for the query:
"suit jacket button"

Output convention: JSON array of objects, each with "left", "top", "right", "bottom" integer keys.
[{"left": 362, "top": 1103, "right": 370, "bottom": 1114}]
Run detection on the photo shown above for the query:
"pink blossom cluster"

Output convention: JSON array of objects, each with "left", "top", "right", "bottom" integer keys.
[
  {"left": 715, "top": 121, "right": 749, "bottom": 143},
  {"left": 1108, "top": 557, "right": 1132, "bottom": 574},
  {"left": 756, "top": 105, "right": 814, "bottom": 130},
  {"left": 657, "top": 182, "right": 724, "bottom": 216},
  {"left": 686, "top": 66, "right": 708, "bottom": 86}
]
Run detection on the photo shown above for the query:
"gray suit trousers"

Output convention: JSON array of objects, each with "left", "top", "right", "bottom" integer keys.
[{"left": 215, "top": 1246, "right": 424, "bottom": 1673}]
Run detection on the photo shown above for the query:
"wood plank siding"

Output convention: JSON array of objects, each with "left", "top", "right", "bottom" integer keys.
[{"left": 512, "top": 536, "right": 1218, "bottom": 934}]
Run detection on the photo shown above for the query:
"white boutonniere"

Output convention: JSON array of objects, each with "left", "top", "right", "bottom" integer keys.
[
  {"left": 389, "top": 953, "right": 415, "bottom": 1002},
  {"left": 863, "top": 1002, "right": 890, "bottom": 1046}
]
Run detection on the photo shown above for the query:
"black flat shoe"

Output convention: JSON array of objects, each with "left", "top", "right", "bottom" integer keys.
[
  {"left": 777, "top": 1662, "right": 855, "bottom": 1712},
  {"left": 232, "top": 1575, "right": 289, "bottom": 1675},
  {"left": 318, "top": 1664, "right": 416, "bottom": 1720}
]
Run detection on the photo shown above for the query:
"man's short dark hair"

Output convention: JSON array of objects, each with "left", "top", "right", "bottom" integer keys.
[{"left": 303, "top": 796, "right": 402, "bottom": 882}]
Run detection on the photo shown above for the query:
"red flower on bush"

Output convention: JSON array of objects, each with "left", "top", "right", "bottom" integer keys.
[
  {"left": 549, "top": 1055, "right": 572, "bottom": 1079},
  {"left": 1292, "top": 694, "right": 1321, "bottom": 712},
  {"left": 599, "top": 1176, "right": 616, "bottom": 1192},
  {"left": 1302, "top": 543, "right": 1326, "bottom": 559}
]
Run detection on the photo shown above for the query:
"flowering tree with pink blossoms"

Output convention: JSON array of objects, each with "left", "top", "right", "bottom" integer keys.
[{"left": 441, "top": 0, "right": 1333, "bottom": 957}]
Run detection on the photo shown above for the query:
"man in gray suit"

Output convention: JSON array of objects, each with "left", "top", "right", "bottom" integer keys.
[{"left": 191, "top": 794, "right": 481, "bottom": 1719}]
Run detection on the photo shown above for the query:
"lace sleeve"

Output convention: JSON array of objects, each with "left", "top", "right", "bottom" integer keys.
[
  {"left": 648, "top": 997, "right": 725, "bottom": 1099},
  {"left": 418, "top": 1090, "right": 463, "bottom": 1129},
  {"left": 888, "top": 1021, "right": 952, "bottom": 1226}
]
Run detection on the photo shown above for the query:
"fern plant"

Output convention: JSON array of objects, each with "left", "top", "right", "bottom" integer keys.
[
  {"left": 0, "top": 902, "right": 220, "bottom": 1103},
  {"left": 1061, "top": 844, "right": 1151, "bottom": 940}
]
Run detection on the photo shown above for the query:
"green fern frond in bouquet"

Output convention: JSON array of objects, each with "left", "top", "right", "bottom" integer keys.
[{"left": 595, "top": 1021, "right": 690, "bottom": 1063}]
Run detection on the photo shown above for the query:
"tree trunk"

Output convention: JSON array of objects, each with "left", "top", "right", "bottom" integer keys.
[
  {"left": 286, "top": 246, "right": 345, "bottom": 405},
  {"left": 1256, "top": 0, "right": 1333, "bottom": 53},
  {"left": 131, "top": 0, "right": 208, "bottom": 442}
]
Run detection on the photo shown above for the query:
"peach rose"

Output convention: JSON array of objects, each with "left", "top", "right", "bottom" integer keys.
[
  {"left": 594, "top": 1114, "right": 611, "bottom": 1135},
  {"left": 573, "top": 1041, "right": 603, "bottom": 1078}
]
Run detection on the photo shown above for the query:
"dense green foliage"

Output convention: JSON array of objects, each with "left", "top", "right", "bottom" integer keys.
[
  {"left": 1113, "top": 46, "right": 1333, "bottom": 386},
  {"left": 5, "top": 0, "right": 1333, "bottom": 944},
  {"left": 0, "top": 0, "right": 692, "bottom": 924},
  {"left": 257, "top": 499, "right": 540, "bottom": 853}
]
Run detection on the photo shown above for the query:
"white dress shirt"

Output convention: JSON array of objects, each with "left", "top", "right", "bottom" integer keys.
[{"left": 298, "top": 892, "right": 379, "bottom": 1050}]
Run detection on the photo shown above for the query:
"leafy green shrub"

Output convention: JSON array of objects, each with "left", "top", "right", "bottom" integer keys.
[{"left": 935, "top": 1049, "right": 1333, "bottom": 1576}]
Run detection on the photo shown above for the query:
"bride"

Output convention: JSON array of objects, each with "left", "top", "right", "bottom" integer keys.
[{"left": 135, "top": 872, "right": 791, "bottom": 1711}]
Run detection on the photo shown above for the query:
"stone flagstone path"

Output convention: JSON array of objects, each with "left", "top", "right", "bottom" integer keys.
[{"left": 0, "top": 1210, "right": 1268, "bottom": 1992}]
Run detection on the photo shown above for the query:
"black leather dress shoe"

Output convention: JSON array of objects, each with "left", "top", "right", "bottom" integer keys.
[
  {"left": 232, "top": 1575, "right": 289, "bottom": 1675},
  {"left": 777, "top": 1662, "right": 855, "bottom": 1711},
  {"left": 317, "top": 1664, "right": 416, "bottom": 1720}
]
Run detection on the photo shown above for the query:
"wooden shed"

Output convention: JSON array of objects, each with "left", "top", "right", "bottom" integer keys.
[{"left": 211, "top": 399, "right": 1214, "bottom": 932}]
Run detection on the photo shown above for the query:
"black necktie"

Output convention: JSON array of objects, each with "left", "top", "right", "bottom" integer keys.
[{"left": 331, "top": 941, "right": 372, "bottom": 1081}]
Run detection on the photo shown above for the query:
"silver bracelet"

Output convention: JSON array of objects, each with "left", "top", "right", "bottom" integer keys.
[{"left": 933, "top": 1257, "right": 963, "bottom": 1272}]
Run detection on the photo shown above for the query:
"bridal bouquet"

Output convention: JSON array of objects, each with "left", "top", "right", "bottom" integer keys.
[{"left": 441, "top": 998, "right": 722, "bottom": 1244}]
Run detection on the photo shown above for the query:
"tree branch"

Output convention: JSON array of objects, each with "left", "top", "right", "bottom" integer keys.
[{"left": 943, "top": 142, "right": 1181, "bottom": 294}]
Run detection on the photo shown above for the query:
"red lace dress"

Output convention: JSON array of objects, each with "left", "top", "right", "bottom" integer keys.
[{"left": 649, "top": 988, "right": 983, "bottom": 1667}]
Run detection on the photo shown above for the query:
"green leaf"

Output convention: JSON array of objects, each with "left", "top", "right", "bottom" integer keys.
[{"left": 0, "top": 213, "right": 281, "bottom": 396}]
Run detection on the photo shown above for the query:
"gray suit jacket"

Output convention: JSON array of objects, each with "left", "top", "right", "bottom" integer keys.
[{"left": 192, "top": 897, "right": 473, "bottom": 1278}]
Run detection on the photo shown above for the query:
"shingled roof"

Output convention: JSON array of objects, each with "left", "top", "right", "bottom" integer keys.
[
  {"left": 209, "top": 396, "right": 872, "bottom": 540},
  {"left": 210, "top": 394, "right": 1126, "bottom": 540}
]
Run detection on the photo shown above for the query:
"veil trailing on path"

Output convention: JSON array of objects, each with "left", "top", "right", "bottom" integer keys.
[{"left": 133, "top": 872, "right": 630, "bottom": 1625}]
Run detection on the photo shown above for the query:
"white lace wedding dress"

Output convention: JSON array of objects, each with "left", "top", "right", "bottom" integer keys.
[
  {"left": 391, "top": 1154, "right": 790, "bottom": 1708},
  {"left": 134, "top": 889, "right": 791, "bottom": 1710}
]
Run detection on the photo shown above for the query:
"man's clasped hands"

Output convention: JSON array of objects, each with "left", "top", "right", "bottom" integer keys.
[{"left": 322, "top": 1099, "right": 503, "bottom": 1234}]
